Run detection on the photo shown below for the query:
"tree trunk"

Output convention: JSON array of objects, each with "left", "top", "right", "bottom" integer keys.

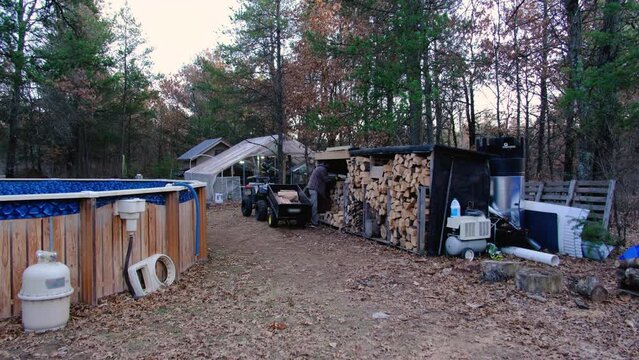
[
  {"left": 537, "top": 0, "right": 549, "bottom": 178},
  {"left": 548, "top": 113, "right": 553, "bottom": 178},
  {"left": 592, "top": 0, "right": 620, "bottom": 179},
  {"left": 524, "top": 66, "right": 531, "bottom": 178},
  {"left": 463, "top": 77, "right": 476, "bottom": 149},
  {"left": 515, "top": 268, "right": 564, "bottom": 295},
  {"left": 569, "top": 276, "right": 608, "bottom": 302},
  {"left": 563, "top": 0, "right": 582, "bottom": 180},
  {"left": 469, "top": 77, "right": 477, "bottom": 147},
  {"left": 77, "top": 121, "right": 91, "bottom": 178},
  {"left": 275, "top": 0, "right": 285, "bottom": 184},
  {"left": 433, "top": 43, "right": 443, "bottom": 144},
  {"left": 6, "top": 82, "right": 21, "bottom": 178},
  {"left": 493, "top": 2, "right": 502, "bottom": 135},
  {"left": 120, "top": 28, "right": 129, "bottom": 178},
  {"left": 513, "top": 10, "right": 521, "bottom": 138},
  {"left": 407, "top": 0, "right": 423, "bottom": 145},
  {"left": 481, "top": 261, "right": 521, "bottom": 282},
  {"left": 621, "top": 268, "right": 639, "bottom": 291},
  {"left": 5, "top": 1, "right": 30, "bottom": 178},
  {"left": 423, "top": 44, "right": 434, "bottom": 144}
]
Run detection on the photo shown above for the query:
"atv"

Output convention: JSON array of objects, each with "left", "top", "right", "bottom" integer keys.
[{"left": 240, "top": 176, "right": 271, "bottom": 221}]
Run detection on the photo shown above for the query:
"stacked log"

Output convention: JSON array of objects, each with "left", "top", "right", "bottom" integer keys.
[
  {"left": 364, "top": 161, "right": 392, "bottom": 216},
  {"left": 617, "top": 258, "right": 639, "bottom": 292},
  {"left": 335, "top": 153, "right": 431, "bottom": 251},
  {"left": 347, "top": 156, "right": 369, "bottom": 202},
  {"left": 323, "top": 181, "right": 345, "bottom": 228},
  {"left": 385, "top": 154, "right": 430, "bottom": 250},
  {"left": 345, "top": 157, "right": 369, "bottom": 231},
  {"left": 276, "top": 190, "right": 299, "bottom": 204},
  {"left": 318, "top": 152, "right": 432, "bottom": 252}
]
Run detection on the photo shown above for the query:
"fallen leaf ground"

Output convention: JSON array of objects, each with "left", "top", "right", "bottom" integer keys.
[{"left": 1, "top": 204, "right": 638, "bottom": 359}]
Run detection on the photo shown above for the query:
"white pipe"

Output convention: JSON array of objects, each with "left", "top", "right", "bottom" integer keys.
[{"left": 501, "top": 246, "right": 560, "bottom": 267}]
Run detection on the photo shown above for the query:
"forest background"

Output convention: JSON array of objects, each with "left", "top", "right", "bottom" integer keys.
[{"left": 0, "top": 0, "right": 637, "bottom": 217}]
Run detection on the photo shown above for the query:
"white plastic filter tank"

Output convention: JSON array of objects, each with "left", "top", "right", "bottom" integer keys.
[{"left": 18, "top": 250, "right": 74, "bottom": 332}]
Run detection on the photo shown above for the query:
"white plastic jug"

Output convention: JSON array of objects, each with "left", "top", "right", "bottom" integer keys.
[{"left": 450, "top": 198, "right": 461, "bottom": 217}]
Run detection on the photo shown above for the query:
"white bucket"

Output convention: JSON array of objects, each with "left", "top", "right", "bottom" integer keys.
[{"left": 215, "top": 193, "right": 224, "bottom": 204}]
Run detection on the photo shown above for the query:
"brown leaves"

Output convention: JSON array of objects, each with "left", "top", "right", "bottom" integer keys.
[
  {"left": 269, "top": 322, "right": 288, "bottom": 331},
  {"left": 1, "top": 206, "right": 638, "bottom": 359}
]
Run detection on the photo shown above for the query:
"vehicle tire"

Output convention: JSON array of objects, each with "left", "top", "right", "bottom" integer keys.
[
  {"left": 268, "top": 211, "right": 278, "bottom": 228},
  {"left": 241, "top": 196, "right": 253, "bottom": 217},
  {"left": 255, "top": 200, "right": 268, "bottom": 221}
]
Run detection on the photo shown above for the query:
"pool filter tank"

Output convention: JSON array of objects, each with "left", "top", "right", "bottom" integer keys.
[{"left": 477, "top": 137, "right": 525, "bottom": 228}]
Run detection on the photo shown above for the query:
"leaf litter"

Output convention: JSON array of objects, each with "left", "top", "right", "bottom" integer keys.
[{"left": 0, "top": 203, "right": 637, "bottom": 359}]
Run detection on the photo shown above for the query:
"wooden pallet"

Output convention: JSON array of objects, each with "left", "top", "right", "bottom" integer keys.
[{"left": 524, "top": 180, "right": 616, "bottom": 228}]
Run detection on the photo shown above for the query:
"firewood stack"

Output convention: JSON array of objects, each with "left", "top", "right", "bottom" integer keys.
[
  {"left": 616, "top": 258, "right": 639, "bottom": 293},
  {"left": 322, "top": 181, "right": 345, "bottom": 228},
  {"left": 347, "top": 156, "right": 369, "bottom": 202},
  {"left": 364, "top": 161, "right": 392, "bottom": 216},
  {"left": 385, "top": 153, "right": 430, "bottom": 251},
  {"left": 276, "top": 190, "right": 299, "bottom": 204},
  {"left": 331, "top": 152, "right": 431, "bottom": 252},
  {"left": 344, "top": 157, "right": 369, "bottom": 231}
]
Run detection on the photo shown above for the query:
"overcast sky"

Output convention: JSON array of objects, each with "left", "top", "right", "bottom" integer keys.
[
  {"left": 106, "top": 0, "right": 239, "bottom": 75},
  {"left": 104, "top": 1, "right": 496, "bottom": 114}
]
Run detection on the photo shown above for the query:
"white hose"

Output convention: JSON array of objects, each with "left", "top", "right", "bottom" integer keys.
[{"left": 501, "top": 246, "right": 560, "bottom": 267}]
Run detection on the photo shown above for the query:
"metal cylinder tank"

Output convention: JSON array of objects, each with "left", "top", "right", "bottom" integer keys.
[
  {"left": 477, "top": 137, "right": 525, "bottom": 228},
  {"left": 445, "top": 236, "right": 487, "bottom": 257}
]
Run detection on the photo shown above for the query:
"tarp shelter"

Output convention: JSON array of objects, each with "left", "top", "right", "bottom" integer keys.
[{"left": 185, "top": 135, "right": 312, "bottom": 202}]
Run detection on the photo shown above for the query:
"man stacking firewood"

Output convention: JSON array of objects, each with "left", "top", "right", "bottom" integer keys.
[{"left": 306, "top": 162, "right": 332, "bottom": 227}]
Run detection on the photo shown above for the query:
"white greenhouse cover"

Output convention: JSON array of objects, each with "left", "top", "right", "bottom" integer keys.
[{"left": 184, "top": 135, "right": 311, "bottom": 200}]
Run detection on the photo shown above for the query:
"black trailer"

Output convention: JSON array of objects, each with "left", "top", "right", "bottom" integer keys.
[{"left": 267, "top": 184, "right": 312, "bottom": 227}]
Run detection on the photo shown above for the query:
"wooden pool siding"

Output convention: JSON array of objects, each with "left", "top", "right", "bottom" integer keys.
[{"left": 0, "top": 187, "right": 206, "bottom": 319}]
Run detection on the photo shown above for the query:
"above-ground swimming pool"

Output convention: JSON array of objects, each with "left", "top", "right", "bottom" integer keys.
[{"left": 0, "top": 179, "right": 207, "bottom": 319}]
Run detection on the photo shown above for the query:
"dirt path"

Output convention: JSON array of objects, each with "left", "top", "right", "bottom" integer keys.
[{"left": 1, "top": 204, "right": 638, "bottom": 359}]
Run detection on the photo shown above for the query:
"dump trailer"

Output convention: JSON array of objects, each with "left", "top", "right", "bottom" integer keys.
[{"left": 267, "top": 184, "right": 311, "bottom": 227}]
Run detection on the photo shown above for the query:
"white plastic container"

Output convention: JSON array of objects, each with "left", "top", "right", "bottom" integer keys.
[
  {"left": 127, "top": 254, "right": 176, "bottom": 298},
  {"left": 450, "top": 198, "right": 461, "bottom": 217},
  {"left": 18, "top": 251, "right": 74, "bottom": 332},
  {"left": 215, "top": 193, "right": 224, "bottom": 204},
  {"left": 114, "top": 198, "right": 146, "bottom": 232}
]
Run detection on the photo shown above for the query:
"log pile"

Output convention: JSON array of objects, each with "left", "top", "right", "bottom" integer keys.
[
  {"left": 276, "top": 190, "right": 299, "bottom": 204},
  {"left": 385, "top": 153, "right": 430, "bottom": 251},
  {"left": 568, "top": 276, "right": 608, "bottom": 302},
  {"left": 322, "top": 181, "right": 345, "bottom": 228},
  {"left": 335, "top": 153, "right": 431, "bottom": 252},
  {"left": 345, "top": 157, "right": 369, "bottom": 231},
  {"left": 616, "top": 258, "right": 639, "bottom": 293}
]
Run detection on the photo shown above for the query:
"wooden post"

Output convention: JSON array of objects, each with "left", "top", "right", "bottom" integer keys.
[
  {"left": 535, "top": 182, "right": 544, "bottom": 202},
  {"left": 166, "top": 192, "right": 180, "bottom": 276},
  {"left": 80, "top": 198, "right": 97, "bottom": 305},
  {"left": 417, "top": 185, "right": 427, "bottom": 255},
  {"left": 603, "top": 180, "right": 616, "bottom": 229},
  {"left": 565, "top": 180, "right": 577, "bottom": 206},
  {"left": 196, "top": 186, "right": 207, "bottom": 260}
]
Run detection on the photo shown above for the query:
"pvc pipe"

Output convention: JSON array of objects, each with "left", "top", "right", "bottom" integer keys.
[{"left": 501, "top": 246, "right": 560, "bottom": 267}]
